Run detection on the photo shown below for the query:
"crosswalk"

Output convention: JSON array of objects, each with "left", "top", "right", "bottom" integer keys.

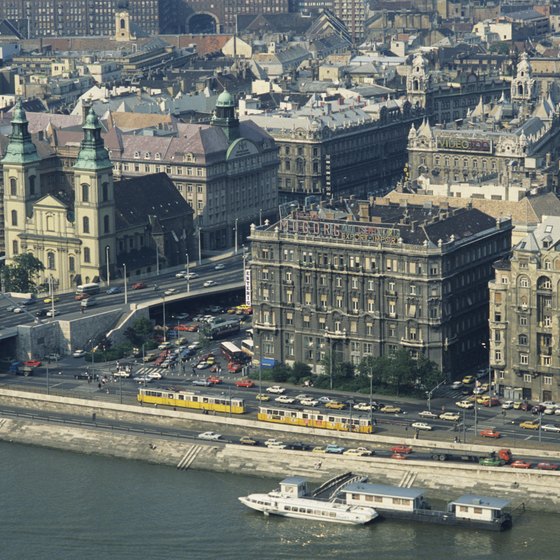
[{"left": 135, "top": 367, "right": 163, "bottom": 377}]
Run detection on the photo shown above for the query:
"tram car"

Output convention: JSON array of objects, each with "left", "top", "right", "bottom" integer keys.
[{"left": 138, "top": 388, "right": 246, "bottom": 414}]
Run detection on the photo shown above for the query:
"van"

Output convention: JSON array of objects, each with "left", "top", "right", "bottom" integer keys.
[{"left": 81, "top": 298, "right": 97, "bottom": 308}]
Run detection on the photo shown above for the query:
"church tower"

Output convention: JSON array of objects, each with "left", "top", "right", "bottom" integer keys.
[
  {"left": 406, "top": 52, "right": 431, "bottom": 110},
  {"left": 2, "top": 100, "right": 41, "bottom": 262},
  {"left": 73, "top": 108, "right": 116, "bottom": 285},
  {"left": 211, "top": 90, "right": 240, "bottom": 143},
  {"left": 115, "top": 1, "right": 135, "bottom": 42},
  {"left": 511, "top": 53, "right": 536, "bottom": 113}
]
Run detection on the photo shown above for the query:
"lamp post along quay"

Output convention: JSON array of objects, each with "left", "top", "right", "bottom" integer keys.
[
  {"left": 105, "top": 245, "right": 110, "bottom": 287},
  {"left": 123, "top": 263, "right": 128, "bottom": 305},
  {"left": 186, "top": 252, "right": 190, "bottom": 293}
]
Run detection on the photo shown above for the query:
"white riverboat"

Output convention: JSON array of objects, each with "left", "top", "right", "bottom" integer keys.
[{"left": 238, "top": 476, "right": 378, "bottom": 525}]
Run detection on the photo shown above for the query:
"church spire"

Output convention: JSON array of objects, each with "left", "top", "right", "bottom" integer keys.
[
  {"left": 1, "top": 99, "right": 40, "bottom": 165},
  {"left": 74, "top": 108, "right": 112, "bottom": 171}
]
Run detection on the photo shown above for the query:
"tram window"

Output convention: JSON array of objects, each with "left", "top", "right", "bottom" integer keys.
[
  {"left": 178, "top": 395, "right": 184, "bottom": 400},
  {"left": 317, "top": 415, "right": 323, "bottom": 421},
  {"left": 202, "top": 398, "right": 209, "bottom": 403},
  {"left": 192, "top": 396, "right": 198, "bottom": 402},
  {"left": 328, "top": 417, "right": 335, "bottom": 422},
  {"left": 302, "top": 414, "right": 308, "bottom": 419}
]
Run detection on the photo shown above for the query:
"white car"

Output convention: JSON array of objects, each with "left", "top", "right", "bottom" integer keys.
[
  {"left": 264, "top": 438, "right": 287, "bottom": 449},
  {"left": 198, "top": 431, "right": 222, "bottom": 441},
  {"left": 134, "top": 375, "right": 153, "bottom": 383},
  {"left": 317, "top": 396, "right": 332, "bottom": 404},
  {"left": 451, "top": 381, "right": 463, "bottom": 390},
  {"left": 300, "top": 398, "right": 319, "bottom": 407},
  {"left": 440, "top": 412, "right": 461, "bottom": 421},
  {"left": 13, "top": 307, "right": 23, "bottom": 313},
  {"left": 544, "top": 407, "right": 556, "bottom": 415},
  {"left": 72, "top": 349, "right": 86, "bottom": 358},
  {"left": 46, "top": 309, "right": 59, "bottom": 317},
  {"left": 353, "top": 402, "right": 374, "bottom": 411},
  {"left": 541, "top": 424, "right": 560, "bottom": 433},
  {"left": 266, "top": 385, "right": 285, "bottom": 394},
  {"left": 164, "top": 288, "right": 177, "bottom": 296},
  {"left": 147, "top": 371, "right": 163, "bottom": 380},
  {"left": 343, "top": 447, "right": 373, "bottom": 456},
  {"left": 158, "top": 342, "right": 172, "bottom": 350},
  {"left": 185, "top": 272, "right": 199, "bottom": 279},
  {"left": 418, "top": 410, "right": 439, "bottom": 419},
  {"left": 411, "top": 422, "right": 433, "bottom": 431},
  {"left": 188, "top": 342, "right": 202, "bottom": 350},
  {"left": 456, "top": 400, "right": 474, "bottom": 409},
  {"left": 294, "top": 394, "right": 310, "bottom": 401},
  {"left": 203, "top": 280, "right": 216, "bottom": 287},
  {"left": 175, "top": 271, "right": 187, "bottom": 278},
  {"left": 275, "top": 395, "right": 296, "bottom": 404},
  {"left": 501, "top": 400, "right": 514, "bottom": 410},
  {"left": 214, "top": 263, "right": 225, "bottom": 270}
]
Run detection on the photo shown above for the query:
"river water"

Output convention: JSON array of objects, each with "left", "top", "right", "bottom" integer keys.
[{"left": 0, "top": 442, "right": 556, "bottom": 560}]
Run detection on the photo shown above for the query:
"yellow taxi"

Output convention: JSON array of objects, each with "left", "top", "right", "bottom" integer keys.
[
  {"left": 255, "top": 393, "right": 270, "bottom": 402},
  {"left": 520, "top": 420, "right": 540, "bottom": 430},
  {"left": 462, "top": 375, "right": 476, "bottom": 385},
  {"left": 325, "top": 401, "right": 346, "bottom": 410}
]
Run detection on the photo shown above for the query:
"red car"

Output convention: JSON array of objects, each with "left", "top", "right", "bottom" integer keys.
[
  {"left": 537, "top": 462, "right": 559, "bottom": 471},
  {"left": 228, "top": 362, "right": 243, "bottom": 373},
  {"left": 480, "top": 428, "right": 501, "bottom": 439},
  {"left": 74, "top": 293, "right": 89, "bottom": 301},
  {"left": 132, "top": 282, "right": 146, "bottom": 290},
  {"left": 510, "top": 460, "right": 532, "bottom": 469},
  {"left": 23, "top": 360, "right": 42, "bottom": 368},
  {"left": 391, "top": 445, "right": 412, "bottom": 454},
  {"left": 207, "top": 376, "right": 223, "bottom": 385},
  {"left": 235, "top": 379, "right": 255, "bottom": 388},
  {"left": 175, "top": 324, "right": 190, "bottom": 331}
]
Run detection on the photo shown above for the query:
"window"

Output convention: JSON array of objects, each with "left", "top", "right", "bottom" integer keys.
[
  {"left": 103, "top": 215, "right": 110, "bottom": 234},
  {"left": 388, "top": 301, "right": 396, "bottom": 317},
  {"left": 494, "top": 350, "right": 502, "bottom": 361},
  {"left": 544, "top": 376, "right": 553, "bottom": 385},
  {"left": 82, "top": 183, "right": 89, "bottom": 202},
  {"left": 29, "top": 176, "right": 36, "bottom": 195},
  {"left": 84, "top": 247, "right": 91, "bottom": 263},
  {"left": 519, "top": 334, "right": 528, "bottom": 345},
  {"left": 10, "top": 177, "right": 17, "bottom": 196},
  {"left": 523, "top": 373, "right": 532, "bottom": 383},
  {"left": 69, "top": 256, "right": 75, "bottom": 272},
  {"left": 520, "top": 316, "right": 528, "bottom": 326},
  {"left": 83, "top": 216, "right": 90, "bottom": 234},
  {"left": 12, "top": 240, "right": 18, "bottom": 255},
  {"left": 11, "top": 210, "right": 17, "bottom": 226},
  {"left": 102, "top": 182, "right": 109, "bottom": 202},
  {"left": 46, "top": 214, "right": 54, "bottom": 232},
  {"left": 47, "top": 252, "right": 55, "bottom": 270},
  {"left": 520, "top": 354, "right": 529, "bottom": 365}
]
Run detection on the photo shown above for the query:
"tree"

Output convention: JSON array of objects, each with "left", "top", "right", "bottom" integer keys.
[
  {"left": 2, "top": 253, "right": 45, "bottom": 293},
  {"left": 291, "top": 362, "right": 312, "bottom": 384},
  {"left": 124, "top": 317, "right": 154, "bottom": 346}
]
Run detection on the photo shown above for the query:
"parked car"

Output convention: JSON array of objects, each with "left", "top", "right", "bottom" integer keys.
[
  {"left": 198, "top": 432, "right": 222, "bottom": 441},
  {"left": 479, "top": 428, "right": 501, "bottom": 438},
  {"left": 324, "top": 444, "right": 345, "bottom": 454},
  {"left": 411, "top": 422, "right": 432, "bottom": 431},
  {"left": 418, "top": 410, "right": 439, "bottom": 418},
  {"left": 264, "top": 438, "right": 286, "bottom": 449},
  {"left": 439, "top": 412, "right": 460, "bottom": 421},
  {"left": 196, "top": 361, "right": 211, "bottom": 370},
  {"left": 266, "top": 385, "right": 285, "bottom": 394}
]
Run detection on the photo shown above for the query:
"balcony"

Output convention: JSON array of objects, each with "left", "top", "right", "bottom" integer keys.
[
  {"left": 401, "top": 337, "right": 425, "bottom": 348},
  {"left": 253, "top": 322, "right": 277, "bottom": 332},
  {"left": 324, "top": 329, "right": 348, "bottom": 341}
]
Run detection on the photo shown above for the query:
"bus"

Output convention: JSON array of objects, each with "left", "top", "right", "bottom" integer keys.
[
  {"left": 240, "top": 338, "right": 254, "bottom": 358},
  {"left": 220, "top": 341, "right": 248, "bottom": 364},
  {"left": 204, "top": 319, "right": 240, "bottom": 340},
  {"left": 137, "top": 387, "right": 245, "bottom": 414},
  {"left": 76, "top": 282, "right": 101, "bottom": 296}
]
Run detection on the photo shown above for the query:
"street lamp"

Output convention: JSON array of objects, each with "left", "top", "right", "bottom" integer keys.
[
  {"left": 162, "top": 295, "right": 167, "bottom": 343},
  {"left": 123, "top": 263, "right": 128, "bottom": 304},
  {"left": 481, "top": 342, "right": 493, "bottom": 401},
  {"left": 105, "top": 245, "right": 110, "bottom": 287},
  {"left": 234, "top": 218, "right": 238, "bottom": 255},
  {"left": 426, "top": 380, "right": 445, "bottom": 412},
  {"left": 156, "top": 245, "right": 160, "bottom": 276},
  {"left": 186, "top": 252, "right": 190, "bottom": 293},
  {"left": 259, "top": 208, "right": 262, "bottom": 226},
  {"left": 198, "top": 227, "right": 202, "bottom": 265}
]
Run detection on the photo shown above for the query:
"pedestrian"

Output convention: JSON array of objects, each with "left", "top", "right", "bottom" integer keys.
[
  {"left": 97, "top": 382, "right": 102, "bottom": 390},
  {"left": 92, "top": 413, "right": 96, "bottom": 422},
  {"left": 405, "top": 424, "right": 408, "bottom": 432}
]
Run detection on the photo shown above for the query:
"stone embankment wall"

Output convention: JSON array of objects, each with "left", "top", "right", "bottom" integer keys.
[{"left": 1, "top": 388, "right": 560, "bottom": 511}]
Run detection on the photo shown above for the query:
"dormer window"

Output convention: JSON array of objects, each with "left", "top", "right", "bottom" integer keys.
[
  {"left": 144, "top": 152, "right": 150, "bottom": 159},
  {"left": 134, "top": 151, "right": 140, "bottom": 159},
  {"left": 155, "top": 152, "right": 161, "bottom": 160}
]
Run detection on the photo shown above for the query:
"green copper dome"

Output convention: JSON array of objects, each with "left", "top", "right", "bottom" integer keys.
[{"left": 216, "top": 89, "right": 235, "bottom": 107}]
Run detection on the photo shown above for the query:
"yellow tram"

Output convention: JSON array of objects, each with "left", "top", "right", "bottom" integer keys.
[
  {"left": 257, "top": 406, "right": 374, "bottom": 433},
  {"left": 138, "top": 388, "right": 246, "bottom": 414}
]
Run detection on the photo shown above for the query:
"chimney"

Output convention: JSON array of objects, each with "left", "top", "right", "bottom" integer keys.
[{"left": 358, "top": 201, "right": 369, "bottom": 222}]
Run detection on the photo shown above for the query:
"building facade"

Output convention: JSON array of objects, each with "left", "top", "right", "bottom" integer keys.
[
  {"left": 489, "top": 217, "right": 560, "bottom": 403},
  {"left": 240, "top": 95, "right": 424, "bottom": 204},
  {"left": 332, "top": 0, "right": 367, "bottom": 42},
  {"left": 249, "top": 198, "right": 512, "bottom": 376},
  {"left": 0, "top": 0, "right": 173, "bottom": 38}
]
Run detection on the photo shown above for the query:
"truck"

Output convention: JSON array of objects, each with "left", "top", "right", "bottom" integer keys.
[{"left": 428, "top": 448, "right": 512, "bottom": 466}]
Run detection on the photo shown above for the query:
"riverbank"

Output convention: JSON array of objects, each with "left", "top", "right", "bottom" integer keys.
[{"left": 1, "top": 388, "right": 560, "bottom": 511}]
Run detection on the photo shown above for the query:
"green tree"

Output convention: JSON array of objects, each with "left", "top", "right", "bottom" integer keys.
[
  {"left": 291, "top": 362, "right": 312, "bottom": 384},
  {"left": 124, "top": 317, "right": 154, "bottom": 346},
  {"left": 2, "top": 253, "right": 45, "bottom": 293},
  {"left": 271, "top": 364, "right": 291, "bottom": 383}
]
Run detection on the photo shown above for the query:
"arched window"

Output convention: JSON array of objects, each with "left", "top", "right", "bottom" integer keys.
[
  {"left": 69, "top": 255, "right": 75, "bottom": 272},
  {"left": 47, "top": 252, "right": 55, "bottom": 270},
  {"left": 12, "top": 240, "right": 18, "bottom": 255},
  {"left": 120, "top": 18, "right": 126, "bottom": 29},
  {"left": 103, "top": 215, "right": 110, "bottom": 234},
  {"left": 518, "top": 84, "right": 523, "bottom": 96},
  {"left": 102, "top": 182, "right": 109, "bottom": 202},
  {"left": 82, "top": 183, "right": 90, "bottom": 202},
  {"left": 11, "top": 210, "right": 17, "bottom": 226},
  {"left": 10, "top": 177, "right": 17, "bottom": 196},
  {"left": 46, "top": 214, "right": 54, "bottom": 232},
  {"left": 538, "top": 276, "right": 552, "bottom": 290},
  {"left": 83, "top": 216, "right": 90, "bottom": 234},
  {"left": 84, "top": 247, "right": 91, "bottom": 263},
  {"left": 29, "top": 176, "right": 36, "bottom": 195}
]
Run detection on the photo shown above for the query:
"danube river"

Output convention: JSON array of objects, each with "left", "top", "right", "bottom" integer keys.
[{"left": 0, "top": 442, "right": 557, "bottom": 560}]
